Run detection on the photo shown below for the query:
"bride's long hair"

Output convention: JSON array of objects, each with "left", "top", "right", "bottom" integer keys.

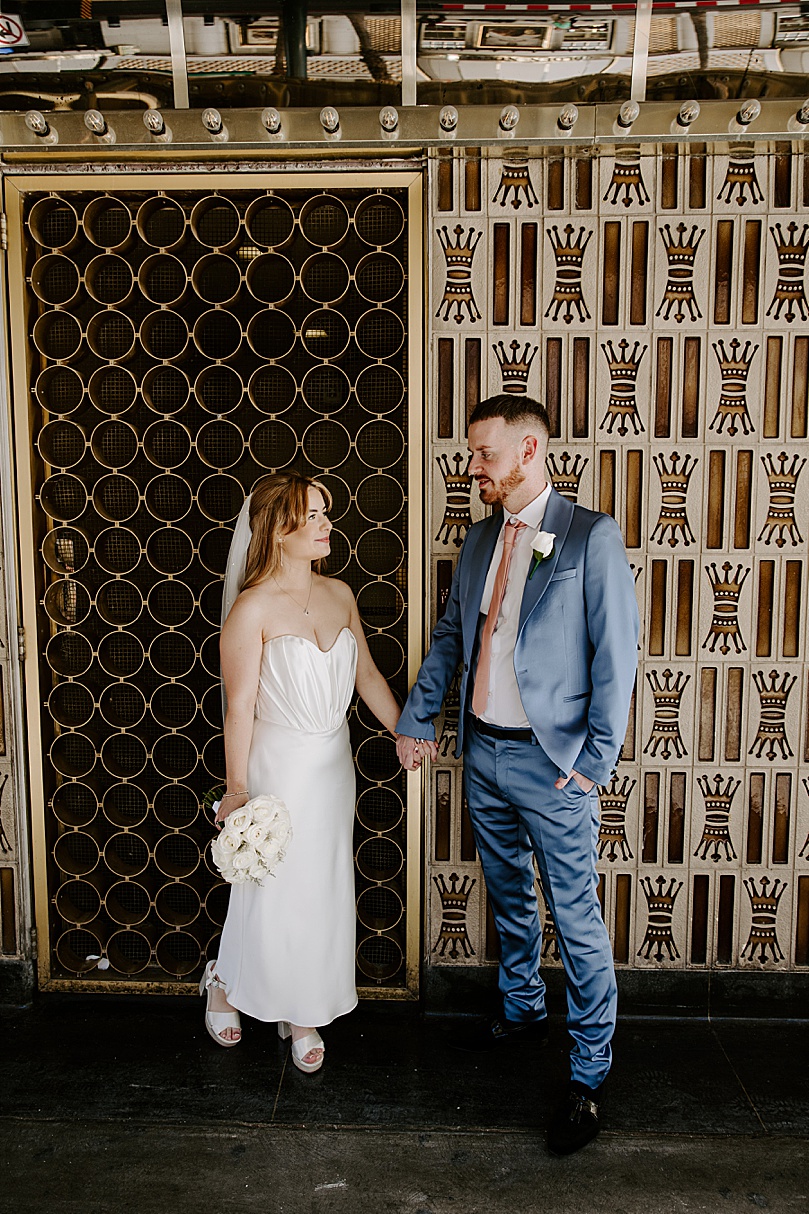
[{"left": 241, "top": 472, "right": 332, "bottom": 592}]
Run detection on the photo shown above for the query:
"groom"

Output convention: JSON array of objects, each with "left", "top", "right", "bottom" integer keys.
[{"left": 396, "top": 394, "right": 638, "bottom": 1155}]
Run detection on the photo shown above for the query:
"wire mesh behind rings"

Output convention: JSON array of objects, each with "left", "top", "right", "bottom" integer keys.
[{"left": 27, "top": 184, "right": 410, "bottom": 988}]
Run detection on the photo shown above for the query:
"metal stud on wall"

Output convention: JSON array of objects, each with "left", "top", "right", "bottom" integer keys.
[{"left": 15, "top": 178, "right": 413, "bottom": 991}]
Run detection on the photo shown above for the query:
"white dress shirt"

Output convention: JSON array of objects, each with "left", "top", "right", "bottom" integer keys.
[{"left": 477, "top": 483, "right": 552, "bottom": 727}]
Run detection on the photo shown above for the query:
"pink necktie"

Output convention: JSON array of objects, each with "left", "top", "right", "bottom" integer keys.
[{"left": 472, "top": 519, "right": 526, "bottom": 718}]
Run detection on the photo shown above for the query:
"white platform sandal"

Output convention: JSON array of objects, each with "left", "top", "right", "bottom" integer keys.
[
  {"left": 278, "top": 1020, "right": 325, "bottom": 1073},
  {"left": 200, "top": 960, "right": 241, "bottom": 1047}
]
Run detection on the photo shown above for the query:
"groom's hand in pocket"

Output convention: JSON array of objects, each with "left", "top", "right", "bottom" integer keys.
[{"left": 554, "top": 770, "right": 595, "bottom": 794}]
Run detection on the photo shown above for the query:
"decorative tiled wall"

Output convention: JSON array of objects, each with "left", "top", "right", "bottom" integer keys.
[
  {"left": 0, "top": 496, "right": 19, "bottom": 961},
  {"left": 426, "top": 143, "right": 809, "bottom": 975}
]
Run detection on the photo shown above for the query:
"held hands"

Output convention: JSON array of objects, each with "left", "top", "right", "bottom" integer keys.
[
  {"left": 554, "top": 769, "right": 595, "bottom": 794},
  {"left": 214, "top": 790, "right": 250, "bottom": 830},
  {"left": 396, "top": 735, "right": 439, "bottom": 771}
]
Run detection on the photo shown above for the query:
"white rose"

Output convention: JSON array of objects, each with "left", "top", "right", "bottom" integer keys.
[
  {"left": 215, "top": 831, "right": 240, "bottom": 855},
  {"left": 250, "top": 801, "right": 274, "bottom": 824},
  {"left": 245, "top": 823, "right": 265, "bottom": 847},
  {"left": 260, "top": 839, "right": 282, "bottom": 865},
  {"left": 532, "top": 531, "right": 556, "bottom": 560},
  {"left": 247, "top": 862, "right": 266, "bottom": 882},
  {"left": 231, "top": 849, "right": 252, "bottom": 870},
  {"left": 225, "top": 807, "right": 252, "bottom": 834}
]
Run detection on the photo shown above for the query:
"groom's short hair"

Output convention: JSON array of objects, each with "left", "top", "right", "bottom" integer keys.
[{"left": 469, "top": 394, "right": 551, "bottom": 438}]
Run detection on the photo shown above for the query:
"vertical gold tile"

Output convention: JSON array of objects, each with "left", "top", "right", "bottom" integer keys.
[
  {"left": 774, "top": 142, "right": 792, "bottom": 208},
  {"left": 713, "top": 219, "right": 733, "bottom": 325},
  {"left": 614, "top": 874, "right": 632, "bottom": 963},
  {"left": 545, "top": 337, "right": 562, "bottom": 438},
  {"left": 783, "top": 561, "right": 802, "bottom": 658},
  {"left": 668, "top": 771, "right": 686, "bottom": 863},
  {"left": 434, "top": 770, "right": 451, "bottom": 862},
  {"left": 733, "top": 450, "right": 753, "bottom": 548},
  {"left": 572, "top": 337, "right": 590, "bottom": 438},
  {"left": 698, "top": 668, "right": 717, "bottom": 762},
  {"left": 492, "top": 223, "right": 510, "bottom": 326},
  {"left": 675, "top": 560, "right": 694, "bottom": 655},
  {"left": 460, "top": 795, "right": 477, "bottom": 862},
  {"left": 725, "top": 668, "right": 744, "bottom": 762},
  {"left": 792, "top": 335, "right": 809, "bottom": 439},
  {"left": 519, "top": 222, "right": 538, "bottom": 327},
  {"left": 764, "top": 336, "right": 783, "bottom": 439},
  {"left": 649, "top": 560, "right": 667, "bottom": 655},
  {"left": 796, "top": 876, "right": 809, "bottom": 965},
  {"left": 599, "top": 450, "right": 616, "bottom": 518},
  {"left": 706, "top": 450, "right": 726, "bottom": 549},
  {"left": 547, "top": 158, "right": 565, "bottom": 210},
  {"left": 642, "top": 772, "right": 660, "bottom": 863},
  {"left": 691, "top": 874, "right": 709, "bottom": 964},
  {"left": 464, "top": 338, "right": 481, "bottom": 431},
  {"left": 741, "top": 220, "right": 761, "bottom": 325},
  {"left": 689, "top": 144, "right": 707, "bottom": 209},
  {"left": 756, "top": 561, "right": 775, "bottom": 657},
  {"left": 682, "top": 337, "right": 701, "bottom": 438},
  {"left": 630, "top": 221, "right": 649, "bottom": 326},
  {"left": 437, "top": 338, "right": 454, "bottom": 439},
  {"left": 625, "top": 449, "right": 643, "bottom": 548},
  {"left": 717, "top": 875, "right": 735, "bottom": 964},
  {"left": 661, "top": 146, "right": 679, "bottom": 210},
  {"left": 772, "top": 772, "right": 791, "bottom": 865},
  {"left": 575, "top": 156, "right": 593, "bottom": 210},
  {"left": 438, "top": 149, "right": 454, "bottom": 211},
  {"left": 654, "top": 336, "right": 673, "bottom": 438},
  {"left": 746, "top": 772, "right": 765, "bottom": 864},
  {"left": 464, "top": 148, "right": 481, "bottom": 212},
  {"left": 602, "top": 221, "right": 621, "bottom": 326}
]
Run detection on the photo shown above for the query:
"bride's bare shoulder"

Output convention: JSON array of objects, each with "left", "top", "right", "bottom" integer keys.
[
  {"left": 223, "top": 583, "right": 273, "bottom": 631},
  {"left": 316, "top": 573, "right": 354, "bottom": 608}
]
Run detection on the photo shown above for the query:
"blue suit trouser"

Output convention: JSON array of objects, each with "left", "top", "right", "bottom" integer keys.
[{"left": 464, "top": 725, "right": 617, "bottom": 1089}]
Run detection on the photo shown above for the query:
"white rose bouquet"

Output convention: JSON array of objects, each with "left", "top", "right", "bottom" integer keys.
[{"left": 210, "top": 794, "right": 292, "bottom": 886}]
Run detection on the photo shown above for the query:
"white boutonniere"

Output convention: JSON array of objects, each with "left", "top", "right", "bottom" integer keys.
[{"left": 528, "top": 531, "right": 556, "bottom": 580}]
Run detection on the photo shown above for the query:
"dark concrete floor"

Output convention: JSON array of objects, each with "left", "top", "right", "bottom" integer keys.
[{"left": 2, "top": 997, "right": 807, "bottom": 1212}]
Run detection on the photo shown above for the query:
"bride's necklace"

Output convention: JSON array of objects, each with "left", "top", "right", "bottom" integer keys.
[{"left": 273, "top": 572, "right": 314, "bottom": 616}]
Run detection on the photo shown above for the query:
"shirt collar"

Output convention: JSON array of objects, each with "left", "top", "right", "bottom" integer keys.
[{"left": 504, "top": 482, "right": 551, "bottom": 533}]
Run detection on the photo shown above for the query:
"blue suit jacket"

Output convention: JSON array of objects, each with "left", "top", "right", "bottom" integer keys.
[{"left": 397, "top": 487, "right": 640, "bottom": 787}]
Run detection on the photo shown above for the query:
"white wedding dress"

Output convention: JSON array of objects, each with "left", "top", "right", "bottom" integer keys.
[{"left": 215, "top": 627, "right": 359, "bottom": 1026}]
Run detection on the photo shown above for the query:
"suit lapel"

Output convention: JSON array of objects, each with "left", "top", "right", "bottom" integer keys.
[
  {"left": 518, "top": 488, "right": 575, "bottom": 634},
  {"left": 461, "top": 512, "right": 501, "bottom": 650}
]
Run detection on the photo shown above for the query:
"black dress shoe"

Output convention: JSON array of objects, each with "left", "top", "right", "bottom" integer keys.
[
  {"left": 547, "top": 1081, "right": 602, "bottom": 1155},
  {"left": 451, "top": 1014, "right": 549, "bottom": 1053}
]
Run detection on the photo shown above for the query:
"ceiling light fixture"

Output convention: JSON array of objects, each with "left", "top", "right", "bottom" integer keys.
[
  {"left": 499, "top": 105, "right": 520, "bottom": 134},
  {"left": 25, "top": 110, "right": 56, "bottom": 142},
  {"left": 557, "top": 103, "right": 578, "bottom": 132},
  {"left": 320, "top": 107, "right": 340, "bottom": 136},
  {"left": 676, "top": 100, "right": 700, "bottom": 129},
  {"left": 202, "top": 108, "right": 228, "bottom": 141},
  {"left": 736, "top": 99, "right": 761, "bottom": 127},
  {"left": 379, "top": 106, "right": 399, "bottom": 134},
  {"left": 143, "top": 110, "right": 171, "bottom": 141},
  {"left": 261, "top": 108, "right": 282, "bottom": 135},
  {"left": 84, "top": 109, "right": 115, "bottom": 143},
  {"left": 439, "top": 105, "right": 458, "bottom": 134},
  {"left": 617, "top": 100, "right": 640, "bottom": 129}
]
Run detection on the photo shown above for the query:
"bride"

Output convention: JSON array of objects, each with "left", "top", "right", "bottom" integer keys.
[{"left": 200, "top": 471, "right": 403, "bottom": 1072}]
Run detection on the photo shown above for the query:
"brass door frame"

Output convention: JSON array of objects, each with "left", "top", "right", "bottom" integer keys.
[{"left": 5, "top": 169, "right": 425, "bottom": 998}]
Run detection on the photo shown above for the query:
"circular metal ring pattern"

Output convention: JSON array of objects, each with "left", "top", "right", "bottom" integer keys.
[
  {"left": 302, "top": 365, "right": 350, "bottom": 414},
  {"left": 53, "top": 833, "right": 99, "bottom": 877},
  {"left": 136, "top": 197, "right": 186, "bottom": 249},
  {"left": 247, "top": 365, "right": 296, "bottom": 415},
  {"left": 205, "top": 884, "right": 230, "bottom": 927},
  {"left": 143, "top": 419, "right": 192, "bottom": 469},
  {"left": 100, "top": 734, "right": 148, "bottom": 781},
  {"left": 84, "top": 196, "right": 132, "bottom": 251},
  {"left": 143, "top": 365, "right": 189, "bottom": 415},
  {"left": 51, "top": 731, "right": 96, "bottom": 779},
  {"left": 324, "top": 528, "right": 350, "bottom": 576},
  {"left": 200, "top": 685, "right": 223, "bottom": 731},
  {"left": 46, "top": 630, "right": 93, "bottom": 677},
  {"left": 94, "top": 526, "right": 141, "bottom": 575},
  {"left": 31, "top": 254, "right": 81, "bottom": 306},
  {"left": 154, "top": 783, "right": 199, "bottom": 830},
  {"left": 98, "top": 631, "right": 145, "bottom": 679},
  {"left": 28, "top": 197, "right": 79, "bottom": 249},
  {"left": 33, "top": 312, "right": 82, "bottom": 362},
  {"left": 244, "top": 195, "right": 294, "bottom": 248},
  {"left": 146, "top": 527, "right": 194, "bottom": 576},
  {"left": 144, "top": 474, "right": 193, "bottom": 523},
  {"left": 195, "top": 365, "right": 243, "bottom": 415},
  {"left": 193, "top": 309, "right": 242, "bottom": 361},
  {"left": 38, "top": 419, "right": 85, "bottom": 470},
  {"left": 300, "top": 194, "right": 349, "bottom": 248},
  {"left": 355, "top": 252, "right": 404, "bottom": 304},
  {"left": 191, "top": 196, "right": 241, "bottom": 249},
  {"left": 87, "top": 310, "right": 136, "bottom": 362},
  {"left": 48, "top": 682, "right": 94, "bottom": 730},
  {"left": 198, "top": 527, "right": 234, "bottom": 576},
  {"left": 202, "top": 735, "right": 226, "bottom": 779},
  {"left": 197, "top": 419, "right": 243, "bottom": 469},
  {"left": 42, "top": 526, "right": 90, "bottom": 575},
  {"left": 302, "top": 419, "right": 351, "bottom": 470},
  {"left": 93, "top": 473, "right": 140, "bottom": 523},
  {"left": 354, "top": 194, "right": 405, "bottom": 247},
  {"left": 356, "top": 934, "right": 403, "bottom": 982},
  {"left": 36, "top": 365, "right": 84, "bottom": 415},
  {"left": 357, "top": 886, "right": 404, "bottom": 932},
  {"left": 156, "top": 881, "right": 201, "bottom": 927},
  {"left": 248, "top": 420, "right": 298, "bottom": 469},
  {"left": 152, "top": 734, "right": 198, "bottom": 781},
  {"left": 199, "top": 579, "right": 224, "bottom": 626},
  {"left": 88, "top": 366, "right": 138, "bottom": 416},
  {"left": 355, "top": 473, "right": 404, "bottom": 524},
  {"left": 356, "top": 734, "right": 401, "bottom": 783},
  {"left": 245, "top": 309, "right": 295, "bottom": 360},
  {"left": 39, "top": 473, "right": 87, "bottom": 523},
  {"left": 55, "top": 879, "right": 101, "bottom": 923},
  {"left": 355, "top": 307, "right": 405, "bottom": 359},
  {"left": 138, "top": 253, "right": 187, "bottom": 305},
  {"left": 96, "top": 578, "right": 144, "bottom": 627},
  {"left": 367, "top": 633, "right": 405, "bottom": 680},
  {"left": 104, "top": 830, "right": 149, "bottom": 876},
  {"left": 300, "top": 251, "right": 350, "bottom": 304},
  {"left": 147, "top": 579, "right": 195, "bottom": 627},
  {"left": 106, "top": 881, "right": 151, "bottom": 926},
  {"left": 197, "top": 474, "right": 244, "bottom": 522},
  {"left": 316, "top": 473, "right": 350, "bottom": 522},
  {"left": 356, "top": 419, "right": 405, "bottom": 470},
  {"left": 44, "top": 579, "right": 91, "bottom": 627},
  {"left": 156, "top": 931, "right": 200, "bottom": 977},
  {"left": 85, "top": 254, "right": 133, "bottom": 306},
  {"left": 102, "top": 783, "right": 149, "bottom": 828},
  {"left": 192, "top": 253, "right": 242, "bottom": 305},
  {"left": 99, "top": 683, "right": 147, "bottom": 728},
  {"left": 151, "top": 683, "right": 197, "bottom": 731},
  {"left": 355, "top": 528, "right": 405, "bottom": 577},
  {"left": 149, "top": 631, "right": 196, "bottom": 679},
  {"left": 355, "top": 835, "right": 404, "bottom": 882},
  {"left": 51, "top": 783, "right": 98, "bottom": 828},
  {"left": 245, "top": 252, "right": 295, "bottom": 305},
  {"left": 90, "top": 420, "right": 139, "bottom": 470},
  {"left": 301, "top": 308, "right": 349, "bottom": 360},
  {"left": 356, "top": 786, "right": 404, "bottom": 833},
  {"left": 107, "top": 930, "right": 151, "bottom": 975},
  {"left": 140, "top": 309, "right": 189, "bottom": 361},
  {"left": 55, "top": 929, "right": 103, "bottom": 973},
  {"left": 356, "top": 580, "right": 405, "bottom": 629}
]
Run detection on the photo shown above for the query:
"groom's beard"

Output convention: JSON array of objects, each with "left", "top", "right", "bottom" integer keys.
[{"left": 475, "top": 459, "right": 525, "bottom": 506}]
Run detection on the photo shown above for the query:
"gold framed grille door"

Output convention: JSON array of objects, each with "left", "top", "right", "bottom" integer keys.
[{"left": 6, "top": 170, "right": 423, "bottom": 996}]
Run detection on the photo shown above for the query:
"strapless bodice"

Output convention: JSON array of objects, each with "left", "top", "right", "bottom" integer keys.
[{"left": 253, "top": 627, "right": 357, "bottom": 734}]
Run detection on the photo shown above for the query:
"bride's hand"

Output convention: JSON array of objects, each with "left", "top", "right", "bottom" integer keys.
[{"left": 215, "top": 791, "right": 250, "bottom": 829}]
